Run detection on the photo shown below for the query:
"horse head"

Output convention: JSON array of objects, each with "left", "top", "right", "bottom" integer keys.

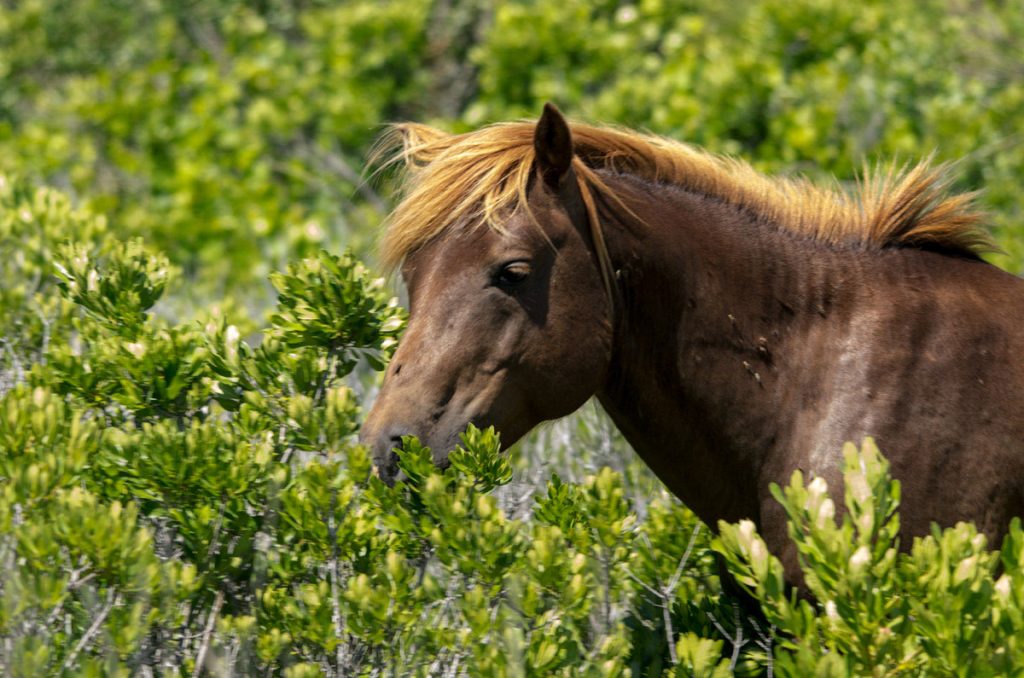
[{"left": 361, "top": 105, "right": 614, "bottom": 482}]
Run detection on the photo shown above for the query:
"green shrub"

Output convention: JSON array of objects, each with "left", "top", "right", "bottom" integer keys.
[
  {"left": 717, "top": 439, "right": 1024, "bottom": 676},
  {"left": 0, "top": 177, "right": 108, "bottom": 389},
  {"left": 0, "top": 190, "right": 739, "bottom": 675}
]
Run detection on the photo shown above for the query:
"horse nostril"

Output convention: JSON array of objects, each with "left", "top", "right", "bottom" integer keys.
[
  {"left": 373, "top": 433, "right": 405, "bottom": 486},
  {"left": 377, "top": 449, "right": 401, "bottom": 484}
]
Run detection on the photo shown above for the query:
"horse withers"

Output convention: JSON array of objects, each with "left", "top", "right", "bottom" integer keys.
[{"left": 360, "top": 104, "right": 1024, "bottom": 584}]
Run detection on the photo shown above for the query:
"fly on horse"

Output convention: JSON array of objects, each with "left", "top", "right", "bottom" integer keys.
[{"left": 361, "top": 104, "right": 1024, "bottom": 582}]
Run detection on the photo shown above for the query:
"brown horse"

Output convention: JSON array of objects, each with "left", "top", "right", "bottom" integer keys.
[{"left": 361, "top": 104, "right": 1024, "bottom": 582}]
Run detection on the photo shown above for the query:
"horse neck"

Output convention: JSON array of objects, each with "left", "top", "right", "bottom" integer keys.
[{"left": 594, "top": 172, "right": 863, "bottom": 525}]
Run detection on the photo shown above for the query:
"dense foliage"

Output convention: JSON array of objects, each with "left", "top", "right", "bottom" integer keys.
[
  {"left": 718, "top": 441, "right": 1024, "bottom": 677},
  {"left": 0, "top": 185, "right": 739, "bottom": 675},
  {"left": 1, "top": 0, "right": 1023, "bottom": 675},
  {"left": 2, "top": 0, "right": 1022, "bottom": 293}
]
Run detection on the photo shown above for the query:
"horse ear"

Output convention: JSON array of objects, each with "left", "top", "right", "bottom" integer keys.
[{"left": 534, "top": 103, "right": 574, "bottom": 188}]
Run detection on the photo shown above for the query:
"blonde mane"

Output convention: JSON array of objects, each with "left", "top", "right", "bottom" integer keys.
[{"left": 375, "top": 119, "right": 992, "bottom": 271}]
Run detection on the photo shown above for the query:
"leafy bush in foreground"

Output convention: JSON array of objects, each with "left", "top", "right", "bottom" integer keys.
[
  {"left": 1, "top": 183, "right": 1022, "bottom": 676},
  {"left": 717, "top": 439, "right": 1024, "bottom": 677},
  {"left": 0, "top": 183, "right": 740, "bottom": 676}
]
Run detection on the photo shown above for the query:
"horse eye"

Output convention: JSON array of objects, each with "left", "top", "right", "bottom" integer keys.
[{"left": 495, "top": 261, "right": 531, "bottom": 287}]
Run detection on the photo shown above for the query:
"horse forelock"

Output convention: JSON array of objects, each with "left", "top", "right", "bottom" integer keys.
[{"left": 375, "top": 119, "right": 994, "bottom": 272}]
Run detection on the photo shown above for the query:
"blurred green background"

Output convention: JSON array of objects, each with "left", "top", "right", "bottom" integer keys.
[{"left": 3, "top": 0, "right": 1022, "bottom": 305}]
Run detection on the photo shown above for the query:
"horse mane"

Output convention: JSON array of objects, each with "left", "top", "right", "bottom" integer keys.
[{"left": 374, "top": 119, "right": 992, "bottom": 271}]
